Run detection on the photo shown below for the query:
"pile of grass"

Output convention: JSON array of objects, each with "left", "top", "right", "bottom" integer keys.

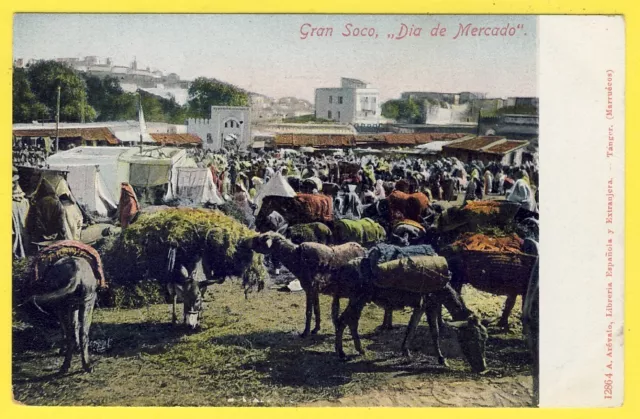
[
  {"left": 102, "top": 208, "right": 267, "bottom": 305},
  {"left": 334, "top": 218, "right": 386, "bottom": 246},
  {"left": 287, "top": 222, "right": 332, "bottom": 245}
]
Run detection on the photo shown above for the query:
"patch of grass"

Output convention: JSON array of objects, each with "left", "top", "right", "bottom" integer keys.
[{"left": 12, "top": 280, "right": 532, "bottom": 406}]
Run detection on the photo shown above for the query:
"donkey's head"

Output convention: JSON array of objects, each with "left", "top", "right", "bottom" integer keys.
[{"left": 448, "top": 315, "right": 489, "bottom": 373}]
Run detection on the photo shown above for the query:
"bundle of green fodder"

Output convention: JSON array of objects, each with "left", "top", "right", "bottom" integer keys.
[
  {"left": 333, "top": 218, "right": 386, "bottom": 246},
  {"left": 287, "top": 222, "right": 332, "bottom": 245},
  {"left": 103, "top": 208, "right": 267, "bottom": 296}
]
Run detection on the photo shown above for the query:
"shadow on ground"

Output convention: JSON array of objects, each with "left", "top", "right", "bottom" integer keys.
[{"left": 207, "top": 322, "right": 516, "bottom": 389}]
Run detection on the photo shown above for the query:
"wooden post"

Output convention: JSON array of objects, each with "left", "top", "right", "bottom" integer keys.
[{"left": 55, "top": 85, "right": 61, "bottom": 153}]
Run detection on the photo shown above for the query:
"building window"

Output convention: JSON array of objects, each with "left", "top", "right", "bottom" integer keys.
[
  {"left": 338, "top": 96, "right": 343, "bottom": 104},
  {"left": 329, "top": 96, "right": 333, "bottom": 104},
  {"left": 206, "top": 134, "right": 213, "bottom": 144},
  {"left": 337, "top": 111, "right": 341, "bottom": 120},
  {"left": 328, "top": 111, "right": 332, "bottom": 119},
  {"left": 224, "top": 120, "right": 240, "bottom": 128}
]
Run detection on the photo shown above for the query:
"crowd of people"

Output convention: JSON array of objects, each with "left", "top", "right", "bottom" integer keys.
[
  {"left": 12, "top": 144, "right": 539, "bottom": 260},
  {"left": 12, "top": 143, "right": 48, "bottom": 168},
  {"left": 193, "top": 148, "right": 539, "bottom": 224}
]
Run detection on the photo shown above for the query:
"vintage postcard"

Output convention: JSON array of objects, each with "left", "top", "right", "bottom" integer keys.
[{"left": 7, "top": 13, "right": 624, "bottom": 409}]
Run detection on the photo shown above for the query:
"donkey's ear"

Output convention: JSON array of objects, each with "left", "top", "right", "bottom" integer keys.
[{"left": 180, "top": 266, "right": 189, "bottom": 278}]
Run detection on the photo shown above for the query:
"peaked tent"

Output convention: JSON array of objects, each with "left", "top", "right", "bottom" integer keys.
[
  {"left": 170, "top": 166, "right": 225, "bottom": 206},
  {"left": 254, "top": 172, "right": 297, "bottom": 213},
  {"left": 47, "top": 164, "right": 117, "bottom": 217},
  {"left": 46, "top": 146, "right": 132, "bottom": 202}
]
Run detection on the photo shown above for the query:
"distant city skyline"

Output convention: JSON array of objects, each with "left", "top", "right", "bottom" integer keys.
[{"left": 14, "top": 14, "right": 537, "bottom": 102}]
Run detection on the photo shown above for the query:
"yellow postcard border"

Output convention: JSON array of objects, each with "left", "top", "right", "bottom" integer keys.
[{"left": 0, "top": 1, "right": 637, "bottom": 418}]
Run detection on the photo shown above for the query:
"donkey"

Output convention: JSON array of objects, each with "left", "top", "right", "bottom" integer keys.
[{"left": 28, "top": 257, "right": 97, "bottom": 374}]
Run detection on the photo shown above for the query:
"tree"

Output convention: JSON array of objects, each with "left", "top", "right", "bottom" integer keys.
[
  {"left": 27, "top": 60, "right": 96, "bottom": 122},
  {"left": 159, "top": 94, "right": 189, "bottom": 124},
  {"left": 13, "top": 67, "right": 49, "bottom": 123},
  {"left": 399, "top": 98, "right": 423, "bottom": 123},
  {"left": 187, "top": 77, "right": 249, "bottom": 118},
  {"left": 382, "top": 98, "right": 423, "bottom": 123},
  {"left": 381, "top": 99, "right": 402, "bottom": 120},
  {"left": 83, "top": 74, "right": 137, "bottom": 121},
  {"left": 139, "top": 91, "right": 166, "bottom": 122}
]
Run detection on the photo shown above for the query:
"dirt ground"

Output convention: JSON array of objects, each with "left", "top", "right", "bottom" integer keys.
[{"left": 12, "top": 270, "right": 534, "bottom": 407}]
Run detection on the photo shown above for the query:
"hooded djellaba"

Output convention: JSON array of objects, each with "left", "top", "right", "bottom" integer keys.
[
  {"left": 117, "top": 182, "right": 140, "bottom": 228},
  {"left": 25, "top": 177, "right": 77, "bottom": 247}
]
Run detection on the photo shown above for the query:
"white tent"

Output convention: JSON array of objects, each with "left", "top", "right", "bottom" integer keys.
[
  {"left": 47, "top": 146, "right": 130, "bottom": 199},
  {"left": 171, "top": 167, "right": 225, "bottom": 205},
  {"left": 47, "top": 146, "right": 128, "bottom": 216},
  {"left": 253, "top": 172, "right": 297, "bottom": 213},
  {"left": 117, "top": 147, "right": 197, "bottom": 203}
]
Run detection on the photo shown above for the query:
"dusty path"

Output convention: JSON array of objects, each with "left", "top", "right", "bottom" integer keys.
[{"left": 305, "top": 374, "right": 533, "bottom": 407}]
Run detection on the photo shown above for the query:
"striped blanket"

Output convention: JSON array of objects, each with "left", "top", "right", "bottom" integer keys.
[
  {"left": 32, "top": 240, "right": 107, "bottom": 288},
  {"left": 388, "top": 191, "right": 429, "bottom": 222},
  {"left": 293, "top": 194, "right": 333, "bottom": 223}
]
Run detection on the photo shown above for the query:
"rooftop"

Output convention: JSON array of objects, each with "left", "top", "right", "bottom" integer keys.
[
  {"left": 13, "top": 127, "right": 119, "bottom": 145},
  {"left": 272, "top": 132, "right": 472, "bottom": 148},
  {"left": 443, "top": 136, "right": 506, "bottom": 151},
  {"left": 441, "top": 136, "right": 529, "bottom": 155},
  {"left": 483, "top": 140, "right": 530, "bottom": 154},
  {"left": 150, "top": 133, "right": 202, "bottom": 146}
]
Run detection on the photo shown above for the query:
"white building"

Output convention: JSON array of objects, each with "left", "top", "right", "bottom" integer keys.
[
  {"left": 187, "top": 106, "right": 251, "bottom": 151},
  {"left": 315, "top": 78, "right": 381, "bottom": 125}
]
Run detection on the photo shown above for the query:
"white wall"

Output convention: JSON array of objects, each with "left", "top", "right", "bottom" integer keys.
[
  {"left": 316, "top": 86, "right": 381, "bottom": 124},
  {"left": 211, "top": 106, "right": 252, "bottom": 150},
  {"left": 315, "top": 88, "right": 355, "bottom": 123}
]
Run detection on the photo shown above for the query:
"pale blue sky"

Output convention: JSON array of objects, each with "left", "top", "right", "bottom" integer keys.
[{"left": 14, "top": 14, "right": 537, "bottom": 102}]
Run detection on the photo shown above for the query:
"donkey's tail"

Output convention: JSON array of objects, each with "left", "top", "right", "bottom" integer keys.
[{"left": 31, "top": 275, "right": 80, "bottom": 308}]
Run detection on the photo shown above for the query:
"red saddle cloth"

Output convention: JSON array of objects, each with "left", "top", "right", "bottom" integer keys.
[{"left": 32, "top": 240, "right": 107, "bottom": 288}]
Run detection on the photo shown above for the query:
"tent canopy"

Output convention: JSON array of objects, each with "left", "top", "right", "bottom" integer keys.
[
  {"left": 46, "top": 164, "right": 117, "bottom": 217},
  {"left": 47, "top": 146, "right": 131, "bottom": 201},
  {"left": 169, "top": 166, "right": 225, "bottom": 206},
  {"left": 254, "top": 172, "right": 297, "bottom": 213}
]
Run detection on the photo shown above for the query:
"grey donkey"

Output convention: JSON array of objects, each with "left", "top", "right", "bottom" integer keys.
[{"left": 28, "top": 256, "right": 97, "bottom": 374}]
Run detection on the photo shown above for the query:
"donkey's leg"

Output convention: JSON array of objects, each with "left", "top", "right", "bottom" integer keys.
[
  {"left": 300, "top": 290, "right": 313, "bottom": 338},
  {"left": 335, "top": 299, "right": 359, "bottom": 359},
  {"left": 381, "top": 308, "right": 393, "bottom": 330},
  {"left": 73, "top": 310, "right": 80, "bottom": 351},
  {"left": 498, "top": 294, "right": 517, "bottom": 330},
  {"left": 331, "top": 296, "right": 340, "bottom": 329},
  {"left": 79, "top": 295, "right": 96, "bottom": 373},
  {"left": 171, "top": 292, "right": 178, "bottom": 325},
  {"left": 59, "top": 309, "right": 76, "bottom": 374},
  {"left": 436, "top": 304, "right": 447, "bottom": 334},
  {"left": 311, "top": 291, "right": 321, "bottom": 335},
  {"left": 348, "top": 298, "right": 368, "bottom": 355},
  {"left": 426, "top": 299, "right": 448, "bottom": 366},
  {"left": 402, "top": 299, "right": 426, "bottom": 357}
]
